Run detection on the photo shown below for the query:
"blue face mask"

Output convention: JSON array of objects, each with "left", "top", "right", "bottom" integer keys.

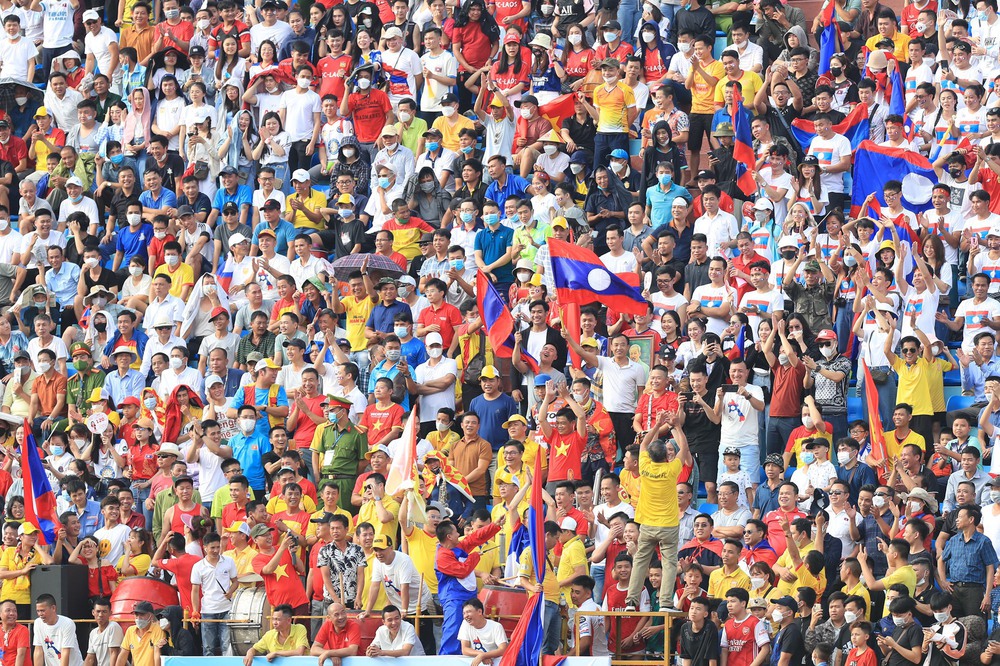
[
  {"left": 460, "top": 211, "right": 474, "bottom": 223},
  {"left": 70, "top": 194, "right": 84, "bottom": 204},
  {"left": 378, "top": 176, "right": 391, "bottom": 189},
  {"left": 801, "top": 451, "right": 816, "bottom": 464},
  {"left": 484, "top": 213, "right": 499, "bottom": 225},
  {"left": 658, "top": 174, "right": 672, "bottom": 186},
  {"left": 327, "top": 411, "right": 338, "bottom": 423},
  {"left": 450, "top": 259, "right": 464, "bottom": 270},
  {"left": 110, "top": 154, "right": 124, "bottom": 165},
  {"left": 51, "top": 446, "right": 64, "bottom": 456},
  {"left": 460, "top": 145, "right": 473, "bottom": 154},
  {"left": 427, "top": 141, "right": 440, "bottom": 152}
]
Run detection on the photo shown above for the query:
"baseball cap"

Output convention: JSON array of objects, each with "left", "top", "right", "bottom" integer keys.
[
  {"left": 133, "top": 601, "right": 156, "bottom": 615},
  {"left": 33, "top": 107, "right": 49, "bottom": 118},
  {"left": 249, "top": 523, "right": 275, "bottom": 538},
  {"left": 381, "top": 125, "right": 399, "bottom": 137},
  {"left": 209, "top": 306, "right": 230, "bottom": 321},
  {"left": 559, "top": 517, "right": 578, "bottom": 532},
  {"left": 514, "top": 95, "right": 539, "bottom": 108},
  {"left": 816, "top": 329, "right": 837, "bottom": 342},
  {"left": 440, "top": 92, "right": 459, "bottom": 105},
  {"left": 255, "top": 358, "right": 280, "bottom": 372},
  {"left": 533, "top": 374, "right": 551, "bottom": 386},
  {"left": 695, "top": 170, "right": 716, "bottom": 180},
  {"left": 260, "top": 199, "right": 281, "bottom": 212},
  {"left": 177, "top": 205, "right": 195, "bottom": 217},
  {"left": 310, "top": 512, "right": 336, "bottom": 524},
  {"left": 336, "top": 193, "right": 355, "bottom": 205},
  {"left": 222, "top": 201, "right": 239, "bottom": 214},
  {"left": 290, "top": 169, "right": 311, "bottom": 183},
  {"left": 753, "top": 198, "right": 774, "bottom": 211},
  {"left": 66, "top": 176, "right": 83, "bottom": 188},
  {"left": 82, "top": 9, "right": 100, "bottom": 21},
  {"left": 503, "top": 414, "right": 528, "bottom": 428},
  {"left": 480, "top": 365, "right": 500, "bottom": 379},
  {"left": 551, "top": 216, "right": 568, "bottom": 228},
  {"left": 189, "top": 45, "right": 206, "bottom": 58},
  {"left": 224, "top": 521, "right": 252, "bottom": 536},
  {"left": 204, "top": 375, "right": 223, "bottom": 391},
  {"left": 283, "top": 338, "right": 307, "bottom": 350},
  {"left": 17, "top": 523, "right": 37, "bottom": 535},
  {"left": 383, "top": 26, "right": 403, "bottom": 39},
  {"left": 372, "top": 535, "right": 393, "bottom": 550},
  {"left": 228, "top": 232, "right": 249, "bottom": 246},
  {"left": 425, "top": 332, "right": 443, "bottom": 347},
  {"left": 774, "top": 596, "right": 798, "bottom": 611},
  {"left": 610, "top": 148, "right": 629, "bottom": 160},
  {"left": 366, "top": 444, "right": 391, "bottom": 460},
  {"left": 219, "top": 166, "right": 239, "bottom": 176}
]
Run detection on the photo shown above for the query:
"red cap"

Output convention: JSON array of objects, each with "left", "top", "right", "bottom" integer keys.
[
  {"left": 816, "top": 329, "right": 837, "bottom": 342},
  {"left": 504, "top": 32, "right": 520, "bottom": 44},
  {"left": 121, "top": 396, "right": 141, "bottom": 407},
  {"left": 210, "top": 306, "right": 230, "bottom": 320}
]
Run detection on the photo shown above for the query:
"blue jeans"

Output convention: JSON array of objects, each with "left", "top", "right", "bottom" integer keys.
[
  {"left": 201, "top": 611, "right": 230, "bottom": 656},
  {"left": 827, "top": 413, "right": 848, "bottom": 444},
  {"left": 591, "top": 563, "right": 606, "bottom": 602},
  {"left": 593, "top": 132, "right": 629, "bottom": 172},
  {"left": 617, "top": 0, "right": 641, "bottom": 47},
  {"left": 858, "top": 366, "right": 897, "bottom": 430},
  {"left": 835, "top": 306, "right": 854, "bottom": 355},
  {"left": 766, "top": 415, "right": 799, "bottom": 457},
  {"left": 132, "top": 481, "right": 152, "bottom": 530},
  {"left": 543, "top": 600, "right": 561, "bottom": 655}
]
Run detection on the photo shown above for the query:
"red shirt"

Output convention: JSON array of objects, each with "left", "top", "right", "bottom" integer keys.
[
  {"left": 692, "top": 191, "right": 735, "bottom": 218},
  {"left": 252, "top": 549, "right": 308, "bottom": 608},
  {"left": 309, "top": 538, "right": 328, "bottom": 601},
  {"left": 723, "top": 615, "right": 765, "bottom": 666},
  {"left": 493, "top": 0, "right": 527, "bottom": 31},
  {"left": 318, "top": 54, "right": 352, "bottom": 102},
  {"left": 594, "top": 42, "right": 634, "bottom": 62},
  {"left": 769, "top": 360, "right": 807, "bottom": 418},
  {"left": 762, "top": 508, "right": 807, "bottom": 555},
  {"left": 847, "top": 646, "right": 880, "bottom": 666},
  {"left": 221, "top": 503, "right": 247, "bottom": 533},
  {"left": 361, "top": 402, "right": 405, "bottom": 447},
  {"left": 209, "top": 21, "right": 250, "bottom": 51},
  {"left": 416, "top": 301, "right": 463, "bottom": 348},
  {"left": 272, "top": 478, "right": 318, "bottom": 502},
  {"left": 451, "top": 23, "right": 492, "bottom": 71},
  {"left": 159, "top": 554, "right": 200, "bottom": 613},
  {"left": 643, "top": 48, "right": 668, "bottom": 83},
  {"left": 157, "top": 20, "right": 195, "bottom": 52},
  {"left": 490, "top": 60, "right": 530, "bottom": 96},
  {"left": 564, "top": 48, "right": 594, "bottom": 79},
  {"left": 87, "top": 564, "right": 119, "bottom": 598},
  {"left": 546, "top": 430, "right": 584, "bottom": 482},
  {"left": 292, "top": 395, "right": 327, "bottom": 451},
  {"left": 603, "top": 583, "right": 644, "bottom": 653},
  {"left": 0, "top": 136, "right": 28, "bottom": 170},
  {"left": 128, "top": 442, "right": 158, "bottom": 480},
  {"left": 0, "top": 623, "right": 29, "bottom": 666},
  {"left": 346, "top": 89, "right": 393, "bottom": 143},
  {"left": 315, "top": 619, "right": 362, "bottom": 650}
]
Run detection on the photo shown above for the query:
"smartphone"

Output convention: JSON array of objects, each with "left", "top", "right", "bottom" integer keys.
[
  {"left": 940, "top": 60, "right": 950, "bottom": 71},
  {"left": 972, "top": 234, "right": 980, "bottom": 248},
  {"left": 722, "top": 385, "right": 739, "bottom": 393},
  {"left": 681, "top": 391, "right": 695, "bottom": 401}
]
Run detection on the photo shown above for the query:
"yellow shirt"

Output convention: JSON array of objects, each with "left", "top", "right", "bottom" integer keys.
[
  {"left": 891, "top": 357, "right": 935, "bottom": 416},
  {"left": 556, "top": 536, "right": 588, "bottom": 607},
  {"left": 690, "top": 59, "right": 726, "bottom": 115},
  {"left": 121, "top": 624, "right": 167, "bottom": 666},
  {"left": 593, "top": 81, "right": 637, "bottom": 133},
  {"left": 714, "top": 70, "right": 764, "bottom": 108},
  {"left": 224, "top": 545, "right": 259, "bottom": 583},
  {"left": 357, "top": 496, "right": 400, "bottom": 543},
  {"left": 845, "top": 580, "right": 872, "bottom": 620},
  {"left": 154, "top": 262, "right": 195, "bottom": 299},
  {"left": 340, "top": 295, "right": 375, "bottom": 352},
  {"left": 518, "top": 547, "right": 559, "bottom": 604},
  {"left": 116, "top": 553, "right": 151, "bottom": 582},
  {"left": 426, "top": 429, "right": 459, "bottom": 457},
  {"left": 431, "top": 115, "right": 476, "bottom": 153},
  {"left": 363, "top": 550, "right": 389, "bottom": 610},
  {"left": 707, "top": 566, "right": 752, "bottom": 598},
  {"left": 305, "top": 507, "right": 353, "bottom": 541},
  {"left": 620, "top": 470, "right": 640, "bottom": 508},
  {"left": 286, "top": 190, "right": 328, "bottom": 230},
  {"left": 775, "top": 543, "right": 826, "bottom": 596},
  {"left": 928, "top": 358, "right": 953, "bottom": 413},
  {"left": 402, "top": 526, "right": 439, "bottom": 594},
  {"left": 635, "top": 452, "right": 682, "bottom": 527},
  {"left": 882, "top": 565, "right": 917, "bottom": 603},
  {"left": 490, "top": 503, "right": 527, "bottom": 555},
  {"left": 864, "top": 33, "right": 911, "bottom": 63},
  {"left": 0, "top": 547, "right": 40, "bottom": 603},
  {"left": 265, "top": 496, "right": 317, "bottom": 515},
  {"left": 251, "top": 624, "right": 309, "bottom": 655},
  {"left": 491, "top": 438, "right": 548, "bottom": 498}
]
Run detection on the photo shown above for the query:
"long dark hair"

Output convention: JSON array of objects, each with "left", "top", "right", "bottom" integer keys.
[
  {"left": 496, "top": 38, "right": 524, "bottom": 75},
  {"left": 453, "top": 0, "right": 500, "bottom": 41}
]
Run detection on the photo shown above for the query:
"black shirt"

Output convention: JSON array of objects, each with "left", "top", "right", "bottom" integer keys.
[
  {"left": 679, "top": 621, "right": 720, "bottom": 665},
  {"left": 887, "top": 622, "right": 923, "bottom": 666},
  {"left": 332, "top": 217, "right": 366, "bottom": 257},
  {"left": 682, "top": 390, "right": 720, "bottom": 455},
  {"left": 109, "top": 189, "right": 142, "bottom": 228},
  {"left": 684, "top": 257, "right": 710, "bottom": 297},
  {"left": 180, "top": 192, "right": 213, "bottom": 220},
  {"left": 144, "top": 154, "right": 186, "bottom": 193},
  {"left": 562, "top": 115, "right": 597, "bottom": 153}
]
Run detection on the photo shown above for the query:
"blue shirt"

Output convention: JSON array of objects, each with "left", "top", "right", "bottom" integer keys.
[
  {"left": 213, "top": 185, "right": 253, "bottom": 212},
  {"left": 228, "top": 431, "right": 272, "bottom": 489},
  {"left": 961, "top": 354, "right": 1000, "bottom": 403},
  {"left": 485, "top": 173, "right": 529, "bottom": 205},
  {"left": 399, "top": 337, "right": 428, "bottom": 369},
  {"left": 227, "top": 386, "right": 289, "bottom": 441},
  {"left": 835, "top": 462, "right": 878, "bottom": 504},
  {"left": 645, "top": 183, "right": 692, "bottom": 228},
  {"left": 475, "top": 225, "right": 516, "bottom": 284},
  {"left": 468, "top": 393, "right": 519, "bottom": 450},
  {"left": 103, "top": 369, "right": 146, "bottom": 406},
  {"left": 75, "top": 499, "right": 104, "bottom": 538},
  {"left": 116, "top": 223, "right": 153, "bottom": 264},
  {"left": 138, "top": 188, "right": 178, "bottom": 210},
  {"left": 941, "top": 529, "right": 1000, "bottom": 583},
  {"left": 45, "top": 262, "right": 81, "bottom": 308},
  {"left": 367, "top": 359, "right": 409, "bottom": 411},
  {"left": 251, "top": 220, "right": 297, "bottom": 255},
  {"left": 366, "top": 300, "right": 411, "bottom": 334}
]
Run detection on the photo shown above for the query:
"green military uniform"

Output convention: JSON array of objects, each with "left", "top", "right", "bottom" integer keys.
[{"left": 310, "top": 413, "right": 368, "bottom": 514}]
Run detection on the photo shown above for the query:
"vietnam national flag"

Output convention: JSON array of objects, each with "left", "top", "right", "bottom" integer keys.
[{"left": 512, "top": 94, "right": 577, "bottom": 148}]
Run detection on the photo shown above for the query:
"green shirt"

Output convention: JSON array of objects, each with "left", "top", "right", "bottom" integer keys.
[
  {"left": 310, "top": 421, "right": 368, "bottom": 476},
  {"left": 66, "top": 368, "right": 107, "bottom": 410},
  {"left": 395, "top": 117, "right": 429, "bottom": 156}
]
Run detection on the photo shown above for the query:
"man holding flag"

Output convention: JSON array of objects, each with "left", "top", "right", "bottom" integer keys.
[{"left": 807, "top": 113, "right": 853, "bottom": 213}]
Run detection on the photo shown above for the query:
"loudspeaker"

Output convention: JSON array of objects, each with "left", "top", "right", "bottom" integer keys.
[{"left": 30, "top": 565, "right": 93, "bottom": 652}]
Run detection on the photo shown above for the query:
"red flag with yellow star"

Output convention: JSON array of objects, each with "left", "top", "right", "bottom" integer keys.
[{"left": 512, "top": 94, "right": 577, "bottom": 148}]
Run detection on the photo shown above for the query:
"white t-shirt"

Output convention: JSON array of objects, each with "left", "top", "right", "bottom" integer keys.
[
  {"left": 807, "top": 133, "right": 852, "bottom": 194},
  {"left": 414, "top": 357, "right": 458, "bottom": 418},
  {"left": 39, "top": 0, "right": 73, "bottom": 47},
  {"left": 0, "top": 37, "right": 37, "bottom": 80},
  {"left": 738, "top": 289, "right": 784, "bottom": 336},
  {"left": 369, "top": 552, "right": 428, "bottom": 615},
  {"left": 190, "top": 555, "right": 239, "bottom": 613},
  {"left": 279, "top": 89, "right": 322, "bottom": 142},
  {"left": 760, "top": 170, "right": 793, "bottom": 227},
  {"left": 595, "top": 356, "right": 648, "bottom": 412},
  {"left": 690, "top": 283, "right": 736, "bottom": 336},
  {"left": 21, "top": 231, "right": 66, "bottom": 269},
  {"left": 87, "top": 622, "right": 123, "bottom": 666},
  {"left": 249, "top": 20, "right": 294, "bottom": 54},
  {"left": 901, "top": 284, "right": 941, "bottom": 342},
  {"left": 373, "top": 622, "right": 424, "bottom": 655},
  {"left": 155, "top": 97, "right": 187, "bottom": 151},
  {"left": 84, "top": 26, "right": 118, "bottom": 77},
  {"left": 826, "top": 507, "right": 862, "bottom": 554},
  {"left": 26, "top": 336, "right": 68, "bottom": 367},
  {"left": 955, "top": 296, "right": 1000, "bottom": 351},
  {"left": 34, "top": 616, "right": 83, "bottom": 666},
  {"left": 93, "top": 523, "right": 130, "bottom": 563},
  {"left": 599, "top": 250, "right": 637, "bottom": 274},
  {"left": 419, "top": 50, "right": 458, "bottom": 113},
  {"left": 252, "top": 253, "right": 292, "bottom": 302},
  {"left": 458, "top": 619, "right": 509, "bottom": 653},
  {"left": 197, "top": 444, "right": 228, "bottom": 499},
  {"left": 382, "top": 47, "right": 423, "bottom": 105},
  {"left": 718, "top": 384, "right": 764, "bottom": 450},
  {"left": 0, "top": 230, "right": 22, "bottom": 264}
]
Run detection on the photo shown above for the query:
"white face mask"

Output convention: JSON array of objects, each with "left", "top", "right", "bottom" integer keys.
[
  {"left": 357, "top": 77, "right": 372, "bottom": 90},
  {"left": 130, "top": 265, "right": 144, "bottom": 277},
  {"left": 84, "top": 257, "right": 99, "bottom": 268},
  {"left": 843, "top": 611, "right": 858, "bottom": 624},
  {"left": 915, "top": 21, "right": 927, "bottom": 32},
  {"left": 442, "top": 106, "right": 456, "bottom": 117},
  {"left": 991, "top": 490, "right": 1000, "bottom": 502},
  {"left": 872, "top": 495, "right": 887, "bottom": 508},
  {"left": 821, "top": 345, "right": 836, "bottom": 359},
  {"left": 297, "top": 77, "right": 312, "bottom": 89},
  {"left": 398, "top": 111, "right": 412, "bottom": 123},
  {"left": 837, "top": 451, "right": 852, "bottom": 465},
  {"left": 543, "top": 144, "right": 557, "bottom": 155},
  {"left": 603, "top": 31, "right": 617, "bottom": 43},
  {"left": 197, "top": 18, "right": 210, "bottom": 29},
  {"left": 14, "top": 96, "right": 26, "bottom": 106},
  {"left": 342, "top": 147, "right": 356, "bottom": 158},
  {"left": 570, "top": 163, "right": 584, "bottom": 174},
  {"left": 933, "top": 612, "right": 949, "bottom": 623},
  {"left": 127, "top": 212, "right": 142, "bottom": 226},
  {"left": 771, "top": 610, "right": 784, "bottom": 623},
  {"left": 642, "top": 31, "right": 656, "bottom": 42},
  {"left": 165, "top": 255, "right": 179, "bottom": 266},
  {"left": 750, "top": 576, "right": 765, "bottom": 589},
  {"left": 521, "top": 108, "right": 533, "bottom": 120},
  {"left": 603, "top": 73, "right": 617, "bottom": 84},
  {"left": 909, "top": 501, "right": 923, "bottom": 513},
  {"left": 37, "top": 362, "right": 51, "bottom": 374},
  {"left": 892, "top": 616, "right": 906, "bottom": 627},
  {"left": 568, "top": 33, "right": 582, "bottom": 45},
  {"left": 159, "top": 618, "right": 170, "bottom": 630},
  {"left": 802, "top": 416, "right": 814, "bottom": 429},
  {"left": 678, "top": 41, "right": 691, "bottom": 53},
  {"left": 540, "top": 3, "right": 553, "bottom": 13},
  {"left": 435, "top": 420, "right": 451, "bottom": 432},
  {"left": 428, "top": 347, "right": 443, "bottom": 359},
  {"left": 170, "top": 357, "right": 184, "bottom": 370},
  {"left": 239, "top": 418, "right": 256, "bottom": 433},
  {"left": 778, "top": 352, "right": 789, "bottom": 366},
  {"left": 610, "top": 161, "right": 624, "bottom": 173}
]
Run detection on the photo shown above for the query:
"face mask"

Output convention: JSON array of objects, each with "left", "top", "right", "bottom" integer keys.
[
  {"left": 829, "top": 66, "right": 843, "bottom": 77},
  {"left": 750, "top": 576, "right": 765, "bottom": 589},
  {"left": 915, "top": 21, "right": 926, "bottom": 32},
  {"left": 571, "top": 163, "right": 584, "bottom": 174},
  {"left": 50, "top": 445, "right": 64, "bottom": 456},
  {"left": 636, "top": 31, "right": 655, "bottom": 45},
  {"left": 802, "top": 416, "right": 814, "bottom": 429},
  {"left": 427, "top": 141, "right": 440, "bottom": 152},
  {"left": 393, "top": 326, "right": 408, "bottom": 338},
  {"left": 297, "top": 77, "right": 311, "bottom": 89},
  {"left": 327, "top": 410, "right": 340, "bottom": 423},
  {"left": 342, "top": 147, "right": 356, "bottom": 159},
  {"left": 436, "top": 420, "right": 451, "bottom": 431},
  {"left": 126, "top": 212, "right": 142, "bottom": 228},
  {"left": 801, "top": 451, "right": 816, "bottom": 464},
  {"left": 778, "top": 353, "right": 789, "bottom": 366},
  {"left": 521, "top": 108, "right": 533, "bottom": 120},
  {"left": 450, "top": 259, "right": 464, "bottom": 270},
  {"left": 678, "top": 41, "right": 691, "bottom": 53},
  {"left": 991, "top": 490, "right": 1000, "bottom": 502},
  {"left": 610, "top": 161, "right": 624, "bottom": 173},
  {"left": 603, "top": 73, "right": 617, "bottom": 84},
  {"left": 460, "top": 211, "right": 474, "bottom": 223},
  {"left": 658, "top": 174, "right": 672, "bottom": 186},
  {"left": 844, "top": 253, "right": 857, "bottom": 268},
  {"left": 239, "top": 419, "right": 256, "bottom": 433},
  {"left": 84, "top": 257, "right": 99, "bottom": 268},
  {"left": 837, "top": 451, "right": 852, "bottom": 465},
  {"left": 197, "top": 18, "right": 210, "bottom": 29},
  {"left": 109, "top": 153, "right": 124, "bottom": 166},
  {"left": 821, "top": 345, "right": 836, "bottom": 359},
  {"left": 129, "top": 266, "right": 143, "bottom": 277},
  {"left": 93, "top": 297, "right": 107, "bottom": 309},
  {"left": 771, "top": 610, "right": 784, "bottom": 623},
  {"left": 543, "top": 144, "right": 558, "bottom": 155},
  {"left": 398, "top": 111, "right": 412, "bottom": 123},
  {"left": 419, "top": 181, "right": 435, "bottom": 193},
  {"left": 158, "top": 617, "right": 171, "bottom": 631},
  {"left": 781, "top": 249, "right": 797, "bottom": 261},
  {"left": 94, "top": 321, "right": 107, "bottom": 333},
  {"left": 37, "top": 362, "right": 51, "bottom": 374},
  {"left": 385, "top": 349, "right": 401, "bottom": 362},
  {"left": 134, "top": 618, "right": 151, "bottom": 630},
  {"left": 873, "top": 495, "right": 886, "bottom": 508},
  {"left": 909, "top": 501, "right": 923, "bottom": 513},
  {"left": 568, "top": 33, "right": 582, "bottom": 45},
  {"left": 516, "top": 271, "right": 532, "bottom": 282},
  {"left": 14, "top": 96, "right": 26, "bottom": 106},
  {"left": 442, "top": 106, "right": 456, "bottom": 118},
  {"left": 357, "top": 77, "right": 372, "bottom": 90},
  {"left": 457, "top": 145, "right": 473, "bottom": 155},
  {"left": 144, "top": 397, "right": 158, "bottom": 409},
  {"left": 892, "top": 616, "right": 906, "bottom": 627},
  {"left": 165, "top": 255, "right": 179, "bottom": 266},
  {"left": 165, "top": 8, "right": 179, "bottom": 18},
  {"left": 378, "top": 177, "right": 391, "bottom": 189},
  {"left": 541, "top": 3, "right": 554, "bottom": 13},
  {"left": 170, "top": 357, "right": 185, "bottom": 370},
  {"left": 70, "top": 194, "right": 84, "bottom": 204},
  {"left": 603, "top": 31, "right": 617, "bottom": 42},
  {"left": 484, "top": 213, "right": 500, "bottom": 226},
  {"left": 573, "top": 392, "right": 587, "bottom": 403},
  {"left": 844, "top": 611, "right": 858, "bottom": 624},
  {"left": 203, "top": 284, "right": 218, "bottom": 296},
  {"left": 933, "top": 612, "right": 949, "bottom": 622}
]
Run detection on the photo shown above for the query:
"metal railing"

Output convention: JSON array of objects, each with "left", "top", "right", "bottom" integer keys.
[{"left": 572, "top": 609, "right": 686, "bottom": 666}]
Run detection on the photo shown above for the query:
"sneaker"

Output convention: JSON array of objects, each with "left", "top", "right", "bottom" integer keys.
[{"left": 624, "top": 604, "right": 636, "bottom": 612}]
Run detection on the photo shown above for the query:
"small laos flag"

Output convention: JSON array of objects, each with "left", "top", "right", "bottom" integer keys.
[{"left": 20, "top": 420, "right": 60, "bottom": 545}]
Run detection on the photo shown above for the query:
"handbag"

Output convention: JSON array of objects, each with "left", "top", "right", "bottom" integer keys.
[
  {"left": 193, "top": 161, "right": 210, "bottom": 180},
  {"left": 869, "top": 368, "right": 889, "bottom": 385},
  {"left": 464, "top": 331, "right": 487, "bottom": 382}
]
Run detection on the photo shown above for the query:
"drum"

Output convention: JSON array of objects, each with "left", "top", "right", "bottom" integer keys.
[
  {"left": 349, "top": 612, "right": 384, "bottom": 653},
  {"left": 110, "top": 577, "right": 180, "bottom": 629},
  {"left": 230, "top": 586, "right": 270, "bottom": 656},
  {"left": 478, "top": 585, "right": 528, "bottom": 637}
]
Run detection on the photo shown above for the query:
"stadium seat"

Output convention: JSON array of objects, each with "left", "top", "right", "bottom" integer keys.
[
  {"left": 697, "top": 502, "right": 718, "bottom": 514},
  {"left": 847, "top": 396, "right": 863, "bottom": 422},
  {"left": 946, "top": 395, "right": 975, "bottom": 413},
  {"left": 943, "top": 369, "right": 961, "bottom": 386}
]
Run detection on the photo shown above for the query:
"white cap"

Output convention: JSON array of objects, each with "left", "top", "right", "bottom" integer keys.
[
  {"left": 398, "top": 274, "right": 416, "bottom": 286},
  {"left": 66, "top": 176, "right": 83, "bottom": 188},
  {"left": 987, "top": 225, "right": 1000, "bottom": 238},
  {"left": 559, "top": 516, "right": 578, "bottom": 531},
  {"left": 205, "top": 375, "right": 223, "bottom": 390},
  {"left": 291, "top": 169, "right": 311, "bottom": 183},
  {"left": 383, "top": 26, "right": 403, "bottom": 39},
  {"left": 753, "top": 198, "right": 774, "bottom": 211},
  {"left": 778, "top": 234, "right": 799, "bottom": 249},
  {"left": 82, "top": 9, "right": 100, "bottom": 21},
  {"left": 229, "top": 232, "right": 249, "bottom": 246},
  {"left": 425, "top": 332, "right": 443, "bottom": 346}
]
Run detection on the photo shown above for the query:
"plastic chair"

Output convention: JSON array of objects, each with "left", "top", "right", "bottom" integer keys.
[
  {"left": 847, "top": 396, "right": 863, "bottom": 422},
  {"left": 946, "top": 394, "right": 975, "bottom": 413},
  {"left": 697, "top": 502, "right": 718, "bottom": 514},
  {"left": 943, "top": 369, "right": 962, "bottom": 386}
]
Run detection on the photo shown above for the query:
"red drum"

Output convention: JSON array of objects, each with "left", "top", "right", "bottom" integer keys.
[
  {"left": 349, "top": 612, "right": 384, "bottom": 653},
  {"left": 478, "top": 585, "right": 528, "bottom": 637},
  {"left": 110, "top": 577, "right": 180, "bottom": 629}
]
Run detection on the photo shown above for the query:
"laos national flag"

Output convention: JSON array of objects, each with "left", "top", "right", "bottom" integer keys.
[
  {"left": 730, "top": 87, "right": 756, "bottom": 197},
  {"left": 817, "top": 0, "right": 841, "bottom": 76},
  {"left": 20, "top": 420, "right": 59, "bottom": 545},
  {"left": 792, "top": 102, "right": 870, "bottom": 150},
  {"left": 886, "top": 62, "right": 915, "bottom": 141},
  {"left": 850, "top": 140, "right": 937, "bottom": 218},
  {"left": 499, "top": 453, "right": 546, "bottom": 666},
  {"left": 475, "top": 271, "right": 540, "bottom": 372},
  {"left": 548, "top": 238, "right": 647, "bottom": 316}
]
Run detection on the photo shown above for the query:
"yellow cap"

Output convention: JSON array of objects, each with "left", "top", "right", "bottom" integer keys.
[
  {"left": 528, "top": 273, "right": 543, "bottom": 286},
  {"left": 581, "top": 337, "right": 599, "bottom": 347},
  {"left": 480, "top": 365, "right": 500, "bottom": 379},
  {"left": 551, "top": 216, "right": 568, "bottom": 228}
]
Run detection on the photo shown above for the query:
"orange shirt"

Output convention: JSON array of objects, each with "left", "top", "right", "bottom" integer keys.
[
  {"left": 31, "top": 372, "right": 67, "bottom": 417},
  {"left": 120, "top": 25, "right": 157, "bottom": 64}
]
